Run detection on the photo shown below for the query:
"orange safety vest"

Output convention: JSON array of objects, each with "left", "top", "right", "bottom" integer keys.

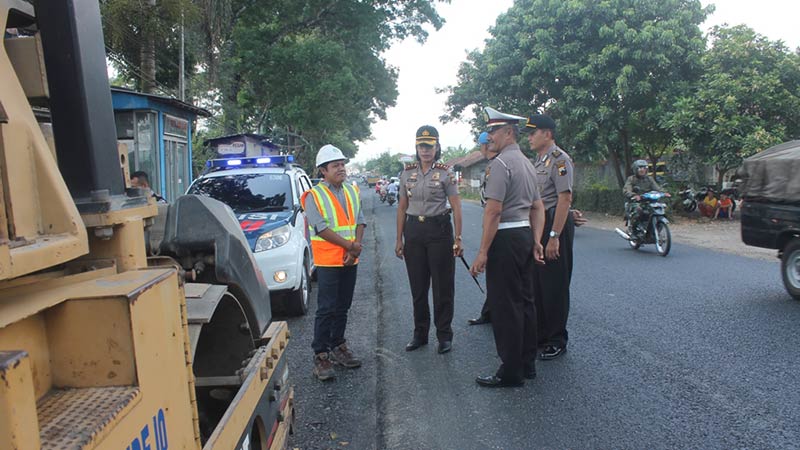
[{"left": 300, "top": 183, "right": 361, "bottom": 267}]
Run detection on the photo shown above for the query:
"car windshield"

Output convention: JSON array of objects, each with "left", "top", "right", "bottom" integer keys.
[{"left": 188, "top": 173, "right": 291, "bottom": 212}]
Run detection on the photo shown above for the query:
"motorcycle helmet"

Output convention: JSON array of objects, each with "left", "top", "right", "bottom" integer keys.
[{"left": 632, "top": 159, "right": 648, "bottom": 175}]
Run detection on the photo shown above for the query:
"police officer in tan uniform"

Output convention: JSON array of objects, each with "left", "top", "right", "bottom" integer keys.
[
  {"left": 396, "top": 125, "right": 463, "bottom": 354},
  {"left": 470, "top": 108, "right": 546, "bottom": 387},
  {"left": 524, "top": 114, "right": 574, "bottom": 360}
]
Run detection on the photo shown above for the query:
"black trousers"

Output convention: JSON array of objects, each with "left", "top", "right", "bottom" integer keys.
[
  {"left": 534, "top": 207, "right": 574, "bottom": 348},
  {"left": 478, "top": 298, "right": 490, "bottom": 320},
  {"left": 403, "top": 216, "right": 455, "bottom": 342},
  {"left": 486, "top": 227, "right": 537, "bottom": 381}
]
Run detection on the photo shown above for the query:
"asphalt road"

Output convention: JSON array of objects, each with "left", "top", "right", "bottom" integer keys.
[{"left": 286, "top": 189, "right": 800, "bottom": 449}]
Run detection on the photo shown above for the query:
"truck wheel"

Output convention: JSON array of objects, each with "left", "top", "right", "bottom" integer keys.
[
  {"left": 781, "top": 238, "right": 800, "bottom": 300},
  {"left": 285, "top": 260, "right": 310, "bottom": 316}
]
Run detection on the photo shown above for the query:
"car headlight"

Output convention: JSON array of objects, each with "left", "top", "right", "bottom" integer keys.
[{"left": 255, "top": 224, "right": 291, "bottom": 252}]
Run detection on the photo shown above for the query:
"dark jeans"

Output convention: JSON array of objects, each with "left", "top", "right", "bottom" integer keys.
[
  {"left": 311, "top": 265, "right": 358, "bottom": 354},
  {"left": 487, "top": 227, "right": 537, "bottom": 381},
  {"left": 534, "top": 208, "right": 574, "bottom": 348},
  {"left": 403, "top": 216, "right": 455, "bottom": 342}
]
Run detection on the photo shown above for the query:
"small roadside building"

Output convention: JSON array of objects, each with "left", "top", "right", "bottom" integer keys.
[
  {"left": 445, "top": 150, "right": 488, "bottom": 195},
  {"left": 204, "top": 133, "right": 280, "bottom": 158},
  {"left": 111, "top": 87, "right": 211, "bottom": 202}
]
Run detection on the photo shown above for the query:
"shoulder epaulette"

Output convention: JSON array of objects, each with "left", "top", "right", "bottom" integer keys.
[
  {"left": 551, "top": 149, "right": 562, "bottom": 158},
  {"left": 404, "top": 163, "right": 418, "bottom": 170},
  {"left": 434, "top": 163, "right": 450, "bottom": 170}
]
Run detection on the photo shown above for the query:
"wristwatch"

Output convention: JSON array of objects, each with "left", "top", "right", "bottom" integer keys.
[{"left": 549, "top": 230, "right": 560, "bottom": 238}]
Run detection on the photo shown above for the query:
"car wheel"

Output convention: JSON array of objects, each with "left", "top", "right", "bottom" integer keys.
[
  {"left": 285, "top": 260, "right": 310, "bottom": 316},
  {"left": 781, "top": 238, "right": 800, "bottom": 301}
]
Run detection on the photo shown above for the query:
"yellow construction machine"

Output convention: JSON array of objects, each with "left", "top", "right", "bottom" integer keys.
[{"left": 0, "top": 1, "right": 293, "bottom": 449}]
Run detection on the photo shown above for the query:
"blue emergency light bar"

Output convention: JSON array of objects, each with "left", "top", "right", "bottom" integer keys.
[{"left": 204, "top": 155, "right": 295, "bottom": 172}]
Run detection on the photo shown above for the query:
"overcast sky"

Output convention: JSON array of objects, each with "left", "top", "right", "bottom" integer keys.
[{"left": 353, "top": 0, "right": 800, "bottom": 163}]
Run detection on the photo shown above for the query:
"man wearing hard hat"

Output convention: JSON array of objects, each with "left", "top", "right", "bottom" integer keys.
[{"left": 301, "top": 144, "right": 366, "bottom": 381}]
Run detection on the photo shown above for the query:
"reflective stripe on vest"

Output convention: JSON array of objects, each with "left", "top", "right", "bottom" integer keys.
[{"left": 301, "top": 183, "right": 361, "bottom": 267}]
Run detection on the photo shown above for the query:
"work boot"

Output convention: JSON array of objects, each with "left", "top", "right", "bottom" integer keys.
[
  {"left": 331, "top": 343, "right": 362, "bottom": 368},
  {"left": 313, "top": 352, "right": 335, "bottom": 381}
]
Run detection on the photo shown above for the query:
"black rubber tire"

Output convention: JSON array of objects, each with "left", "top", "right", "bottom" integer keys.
[
  {"left": 781, "top": 238, "right": 800, "bottom": 301},
  {"left": 655, "top": 222, "right": 671, "bottom": 257},
  {"left": 285, "top": 260, "right": 310, "bottom": 316}
]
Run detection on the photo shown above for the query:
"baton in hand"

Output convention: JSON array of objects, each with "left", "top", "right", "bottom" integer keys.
[{"left": 459, "top": 254, "right": 485, "bottom": 294}]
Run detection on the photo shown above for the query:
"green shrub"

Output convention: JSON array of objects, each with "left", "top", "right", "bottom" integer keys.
[{"left": 573, "top": 186, "right": 625, "bottom": 215}]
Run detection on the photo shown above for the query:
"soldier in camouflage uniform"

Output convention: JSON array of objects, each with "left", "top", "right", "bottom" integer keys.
[{"left": 623, "top": 160, "right": 667, "bottom": 232}]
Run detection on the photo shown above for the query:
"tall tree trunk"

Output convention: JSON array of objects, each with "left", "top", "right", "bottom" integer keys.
[
  {"left": 620, "top": 128, "right": 633, "bottom": 177},
  {"left": 140, "top": 35, "right": 156, "bottom": 93},
  {"left": 608, "top": 145, "right": 625, "bottom": 188},
  {"left": 140, "top": 0, "right": 157, "bottom": 93}
]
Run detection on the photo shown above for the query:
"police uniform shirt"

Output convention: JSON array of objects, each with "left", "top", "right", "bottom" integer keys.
[
  {"left": 304, "top": 181, "right": 366, "bottom": 234},
  {"left": 533, "top": 144, "right": 574, "bottom": 210},
  {"left": 400, "top": 163, "right": 458, "bottom": 217},
  {"left": 482, "top": 143, "right": 541, "bottom": 222}
]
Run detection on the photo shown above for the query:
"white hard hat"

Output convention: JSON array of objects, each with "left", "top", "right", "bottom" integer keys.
[{"left": 315, "top": 144, "right": 348, "bottom": 167}]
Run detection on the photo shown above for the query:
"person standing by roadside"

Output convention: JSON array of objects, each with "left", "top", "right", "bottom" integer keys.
[
  {"left": 301, "top": 145, "right": 366, "bottom": 381},
  {"left": 524, "top": 114, "right": 574, "bottom": 360},
  {"left": 470, "top": 107, "right": 546, "bottom": 387},
  {"left": 396, "top": 125, "right": 464, "bottom": 354},
  {"left": 468, "top": 131, "right": 497, "bottom": 326}
]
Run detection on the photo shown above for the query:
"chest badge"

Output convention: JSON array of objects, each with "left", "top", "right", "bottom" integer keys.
[
  {"left": 432, "top": 171, "right": 441, "bottom": 181},
  {"left": 545, "top": 159, "right": 551, "bottom": 168}
]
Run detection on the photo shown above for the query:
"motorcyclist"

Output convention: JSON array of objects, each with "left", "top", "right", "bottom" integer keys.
[
  {"left": 623, "top": 160, "right": 670, "bottom": 232},
  {"left": 387, "top": 179, "right": 399, "bottom": 197}
]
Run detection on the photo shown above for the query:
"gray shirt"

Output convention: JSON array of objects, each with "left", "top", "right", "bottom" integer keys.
[
  {"left": 482, "top": 143, "right": 541, "bottom": 222},
  {"left": 400, "top": 162, "right": 459, "bottom": 216},
  {"left": 304, "top": 181, "right": 366, "bottom": 234},
  {"left": 533, "top": 144, "right": 574, "bottom": 210}
]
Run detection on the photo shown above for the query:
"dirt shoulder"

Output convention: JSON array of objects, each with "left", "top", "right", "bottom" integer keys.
[{"left": 580, "top": 211, "right": 777, "bottom": 261}]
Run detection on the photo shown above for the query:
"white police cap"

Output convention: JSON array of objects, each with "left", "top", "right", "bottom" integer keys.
[{"left": 484, "top": 107, "right": 525, "bottom": 131}]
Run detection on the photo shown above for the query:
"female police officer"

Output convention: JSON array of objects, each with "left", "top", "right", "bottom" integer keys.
[{"left": 395, "top": 125, "right": 463, "bottom": 354}]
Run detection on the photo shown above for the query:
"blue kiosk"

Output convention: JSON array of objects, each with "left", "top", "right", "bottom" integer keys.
[{"left": 111, "top": 87, "right": 211, "bottom": 202}]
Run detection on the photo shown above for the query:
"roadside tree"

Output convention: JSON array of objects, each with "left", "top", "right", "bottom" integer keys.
[
  {"left": 665, "top": 25, "right": 800, "bottom": 188},
  {"left": 442, "top": 0, "right": 710, "bottom": 187}
]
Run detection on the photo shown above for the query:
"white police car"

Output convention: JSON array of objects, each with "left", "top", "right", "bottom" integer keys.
[{"left": 187, "top": 155, "right": 315, "bottom": 315}]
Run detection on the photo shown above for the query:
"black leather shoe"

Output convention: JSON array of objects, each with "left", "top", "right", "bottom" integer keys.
[
  {"left": 539, "top": 345, "right": 566, "bottom": 360},
  {"left": 467, "top": 316, "right": 490, "bottom": 325},
  {"left": 437, "top": 341, "right": 452, "bottom": 354},
  {"left": 405, "top": 339, "right": 428, "bottom": 352},
  {"left": 475, "top": 375, "right": 524, "bottom": 388}
]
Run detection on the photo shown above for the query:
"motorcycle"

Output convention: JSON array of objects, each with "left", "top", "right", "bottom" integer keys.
[
  {"left": 379, "top": 190, "right": 387, "bottom": 203},
  {"left": 615, "top": 190, "right": 672, "bottom": 256},
  {"left": 387, "top": 191, "right": 396, "bottom": 206},
  {"left": 678, "top": 187, "right": 698, "bottom": 212}
]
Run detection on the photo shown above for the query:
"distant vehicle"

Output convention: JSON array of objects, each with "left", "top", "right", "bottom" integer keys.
[
  {"left": 738, "top": 141, "right": 800, "bottom": 300},
  {"left": 367, "top": 175, "right": 380, "bottom": 187},
  {"left": 188, "top": 155, "right": 315, "bottom": 315}
]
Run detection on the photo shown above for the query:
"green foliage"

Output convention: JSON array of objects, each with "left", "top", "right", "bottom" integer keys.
[
  {"left": 442, "top": 0, "right": 710, "bottom": 186},
  {"left": 441, "top": 145, "right": 470, "bottom": 163},
  {"left": 101, "top": 0, "right": 199, "bottom": 94},
  {"left": 573, "top": 185, "right": 625, "bottom": 216},
  {"left": 664, "top": 25, "right": 800, "bottom": 182},
  {"left": 364, "top": 151, "right": 404, "bottom": 178}
]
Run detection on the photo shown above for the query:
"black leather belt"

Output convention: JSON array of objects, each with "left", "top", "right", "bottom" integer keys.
[{"left": 406, "top": 213, "right": 450, "bottom": 223}]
